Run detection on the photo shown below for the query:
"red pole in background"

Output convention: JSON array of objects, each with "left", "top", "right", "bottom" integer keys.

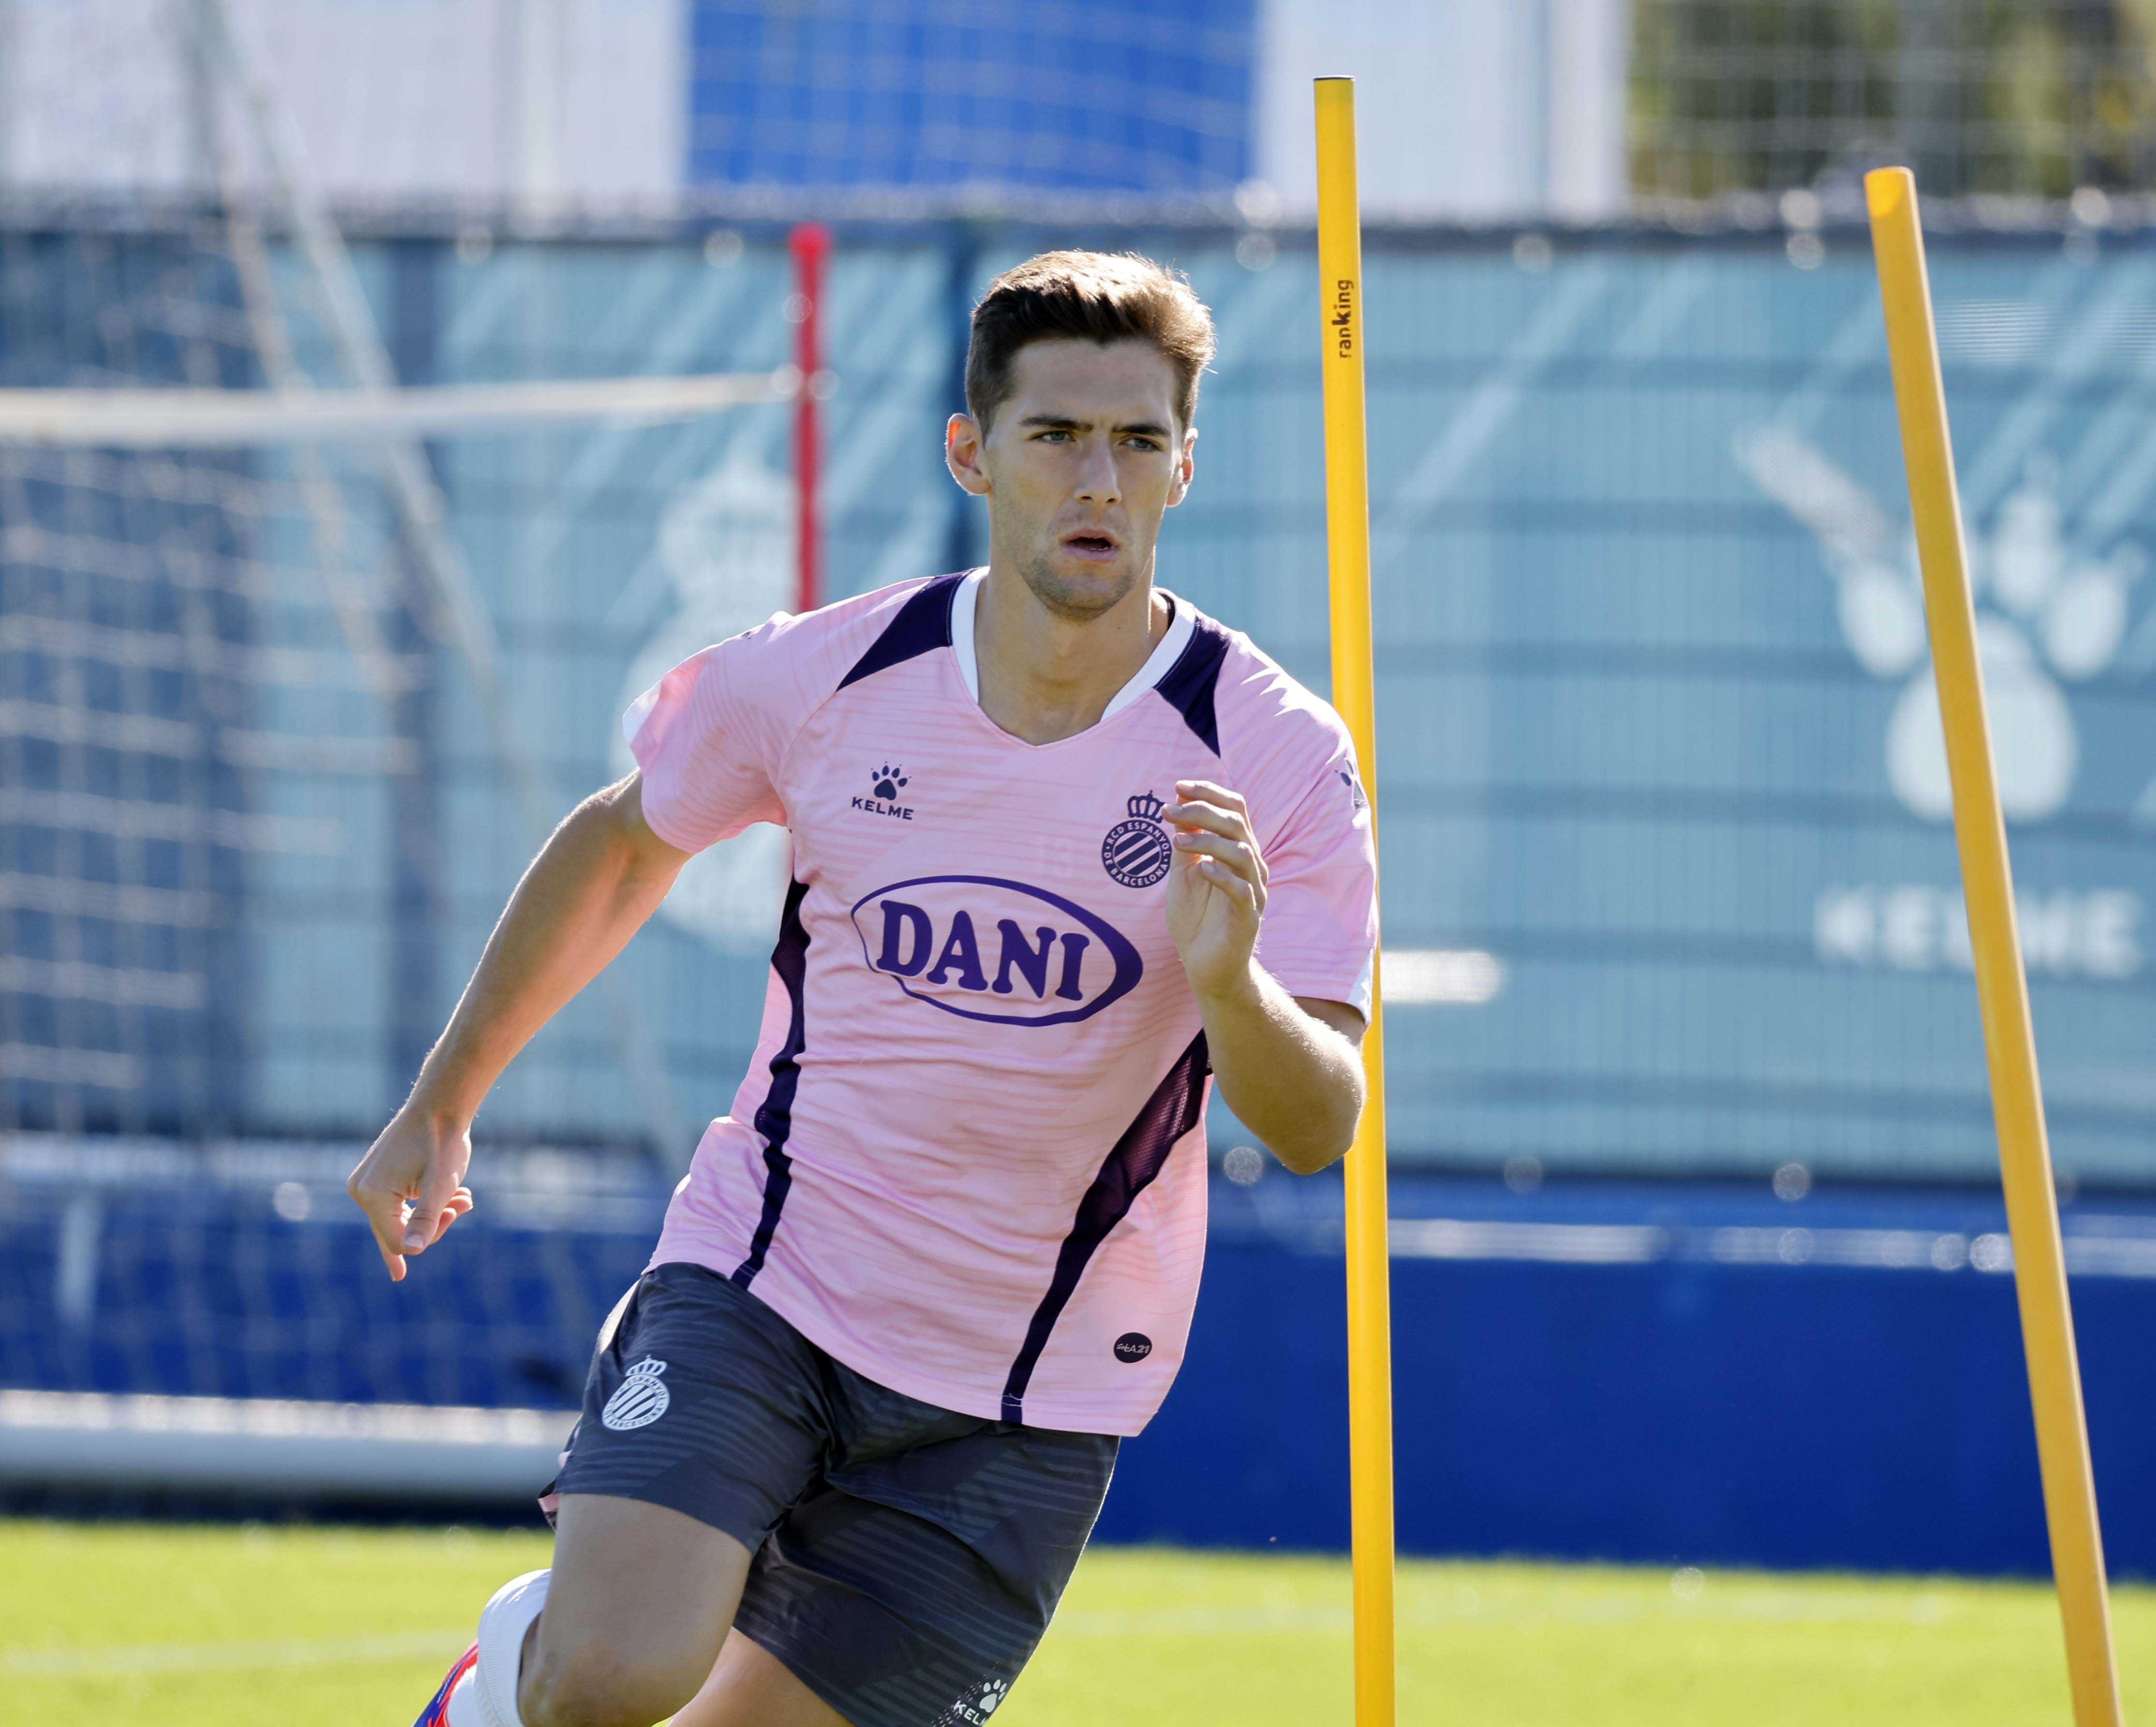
[{"left": 790, "top": 222, "right": 829, "bottom": 616}]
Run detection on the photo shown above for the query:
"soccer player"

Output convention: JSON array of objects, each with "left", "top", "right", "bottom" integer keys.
[{"left": 359, "top": 250, "right": 1377, "bottom": 1727}]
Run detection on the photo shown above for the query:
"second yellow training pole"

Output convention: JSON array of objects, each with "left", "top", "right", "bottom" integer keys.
[
  {"left": 1866, "top": 165, "right": 2124, "bottom": 1727},
  {"left": 1314, "top": 74, "right": 1396, "bottom": 1727}
]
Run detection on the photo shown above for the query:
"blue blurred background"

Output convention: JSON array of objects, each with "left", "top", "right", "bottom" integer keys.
[{"left": 10, "top": 227, "right": 2156, "bottom": 1181}]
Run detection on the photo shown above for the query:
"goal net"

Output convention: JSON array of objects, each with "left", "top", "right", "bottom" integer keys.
[
  {"left": 0, "top": 129, "right": 818, "bottom": 1173},
  {"left": 1, "top": 1, "right": 939, "bottom": 1473},
  {"left": 0, "top": 221, "right": 833, "bottom": 1494}
]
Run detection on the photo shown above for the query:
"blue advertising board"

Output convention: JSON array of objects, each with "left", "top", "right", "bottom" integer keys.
[{"left": 6, "top": 225, "right": 2156, "bottom": 1188}]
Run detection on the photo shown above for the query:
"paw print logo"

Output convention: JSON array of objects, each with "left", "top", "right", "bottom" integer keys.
[
  {"left": 1739, "top": 431, "right": 2139, "bottom": 823},
  {"left": 872, "top": 764, "right": 909, "bottom": 801},
  {"left": 975, "top": 1678, "right": 1009, "bottom": 1717}
]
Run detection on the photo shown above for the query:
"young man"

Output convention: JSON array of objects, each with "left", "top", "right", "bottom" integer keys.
[{"left": 358, "top": 250, "right": 1378, "bottom": 1727}]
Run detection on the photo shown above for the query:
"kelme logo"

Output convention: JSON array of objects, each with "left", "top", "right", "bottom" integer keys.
[
  {"left": 851, "top": 763, "right": 914, "bottom": 821},
  {"left": 849, "top": 875, "right": 1142, "bottom": 1027},
  {"left": 944, "top": 1677, "right": 1010, "bottom": 1725},
  {"left": 1739, "top": 428, "right": 2142, "bottom": 824}
]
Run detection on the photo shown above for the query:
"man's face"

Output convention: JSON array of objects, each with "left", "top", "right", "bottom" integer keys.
[{"left": 947, "top": 337, "right": 1196, "bottom": 622}]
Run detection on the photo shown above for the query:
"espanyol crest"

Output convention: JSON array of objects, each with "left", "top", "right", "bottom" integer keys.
[
  {"left": 1101, "top": 791, "right": 1172, "bottom": 888},
  {"left": 600, "top": 1357, "right": 670, "bottom": 1432}
]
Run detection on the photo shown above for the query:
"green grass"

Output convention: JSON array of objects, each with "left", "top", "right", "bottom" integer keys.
[{"left": 2, "top": 1518, "right": 2151, "bottom": 1724}]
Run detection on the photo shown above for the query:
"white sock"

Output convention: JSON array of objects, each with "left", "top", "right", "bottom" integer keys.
[{"left": 445, "top": 1569, "right": 550, "bottom": 1727}]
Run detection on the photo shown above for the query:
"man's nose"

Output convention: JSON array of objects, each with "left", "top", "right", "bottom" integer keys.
[{"left": 1072, "top": 437, "right": 1121, "bottom": 505}]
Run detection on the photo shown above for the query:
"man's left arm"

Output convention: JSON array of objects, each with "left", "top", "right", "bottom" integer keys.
[{"left": 1163, "top": 779, "right": 1367, "bottom": 1175}]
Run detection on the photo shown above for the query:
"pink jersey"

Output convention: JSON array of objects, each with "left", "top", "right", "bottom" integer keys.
[{"left": 625, "top": 571, "right": 1377, "bottom": 1435}]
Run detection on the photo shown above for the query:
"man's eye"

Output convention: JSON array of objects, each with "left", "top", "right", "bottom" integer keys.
[{"left": 1124, "top": 436, "right": 1159, "bottom": 451}]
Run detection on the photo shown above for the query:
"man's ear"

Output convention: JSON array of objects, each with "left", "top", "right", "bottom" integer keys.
[
  {"left": 1166, "top": 426, "right": 1198, "bottom": 508},
  {"left": 946, "top": 413, "right": 990, "bottom": 497}
]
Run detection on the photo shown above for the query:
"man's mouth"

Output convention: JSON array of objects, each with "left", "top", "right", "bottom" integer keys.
[{"left": 1060, "top": 531, "right": 1120, "bottom": 562}]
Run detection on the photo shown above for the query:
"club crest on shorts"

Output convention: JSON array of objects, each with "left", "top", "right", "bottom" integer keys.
[
  {"left": 1101, "top": 791, "right": 1172, "bottom": 888},
  {"left": 600, "top": 1357, "right": 670, "bottom": 1432}
]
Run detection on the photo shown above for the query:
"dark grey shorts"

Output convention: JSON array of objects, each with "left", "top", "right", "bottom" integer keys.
[{"left": 549, "top": 1262, "right": 1118, "bottom": 1727}]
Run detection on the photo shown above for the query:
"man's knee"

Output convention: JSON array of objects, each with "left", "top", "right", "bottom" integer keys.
[{"left": 519, "top": 1614, "right": 708, "bottom": 1727}]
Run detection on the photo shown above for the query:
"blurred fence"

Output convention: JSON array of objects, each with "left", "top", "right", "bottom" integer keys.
[
  {"left": 0, "top": 1139, "right": 654, "bottom": 1407},
  {"left": 6, "top": 216, "right": 2156, "bottom": 1185},
  {"left": 16, "top": 1136, "right": 2156, "bottom": 1576}
]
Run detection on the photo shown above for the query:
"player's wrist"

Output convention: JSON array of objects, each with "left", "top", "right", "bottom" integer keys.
[
  {"left": 1186, "top": 955, "right": 1265, "bottom": 1015},
  {"left": 398, "top": 1085, "right": 476, "bottom": 1137}
]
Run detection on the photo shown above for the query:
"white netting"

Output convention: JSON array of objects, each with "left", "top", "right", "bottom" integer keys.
[
  {"left": 0, "top": 224, "right": 374, "bottom": 1131},
  {"left": 2, "top": 1, "right": 1260, "bottom": 215},
  {"left": 0, "top": 190, "right": 802, "bottom": 1146},
  {"left": 0, "top": 0, "right": 678, "bottom": 213}
]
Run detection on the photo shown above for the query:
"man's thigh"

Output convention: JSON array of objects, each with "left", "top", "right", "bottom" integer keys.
[
  {"left": 671, "top": 1630, "right": 853, "bottom": 1727},
  {"left": 522, "top": 1493, "right": 756, "bottom": 1725},
  {"left": 528, "top": 1265, "right": 837, "bottom": 1724}
]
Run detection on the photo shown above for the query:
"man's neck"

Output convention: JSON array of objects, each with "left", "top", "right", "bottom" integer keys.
[{"left": 973, "top": 562, "right": 1170, "bottom": 746}]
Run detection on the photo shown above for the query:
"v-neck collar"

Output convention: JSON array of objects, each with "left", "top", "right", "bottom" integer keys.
[{"left": 950, "top": 566, "right": 1195, "bottom": 725}]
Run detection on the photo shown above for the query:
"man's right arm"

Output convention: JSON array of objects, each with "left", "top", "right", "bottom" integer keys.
[{"left": 347, "top": 770, "right": 693, "bottom": 1281}]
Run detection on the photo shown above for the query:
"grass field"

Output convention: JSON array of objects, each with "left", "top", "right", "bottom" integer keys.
[{"left": 5, "top": 1518, "right": 2153, "bottom": 1725}]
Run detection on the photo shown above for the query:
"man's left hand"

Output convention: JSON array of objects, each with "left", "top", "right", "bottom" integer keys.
[{"left": 1163, "top": 779, "right": 1267, "bottom": 1000}]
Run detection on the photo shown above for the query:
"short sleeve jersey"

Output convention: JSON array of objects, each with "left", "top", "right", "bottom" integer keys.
[{"left": 626, "top": 571, "right": 1377, "bottom": 1435}]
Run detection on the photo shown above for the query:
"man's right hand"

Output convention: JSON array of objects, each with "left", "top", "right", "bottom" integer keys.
[
  {"left": 340, "top": 772, "right": 686, "bottom": 1283},
  {"left": 348, "top": 1108, "right": 475, "bottom": 1282}
]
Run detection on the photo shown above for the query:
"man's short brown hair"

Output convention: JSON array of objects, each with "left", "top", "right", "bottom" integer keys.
[{"left": 965, "top": 250, "right": 1216, "bottom": 434}]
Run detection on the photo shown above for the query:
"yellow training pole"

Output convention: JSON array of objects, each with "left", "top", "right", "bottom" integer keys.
[
  {"left": 1314, "top": 74, "right": 1396, "bottom": 1727},
  {"left": 1866, "top": 166, "right": 2123, "bottom": 1727}
]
